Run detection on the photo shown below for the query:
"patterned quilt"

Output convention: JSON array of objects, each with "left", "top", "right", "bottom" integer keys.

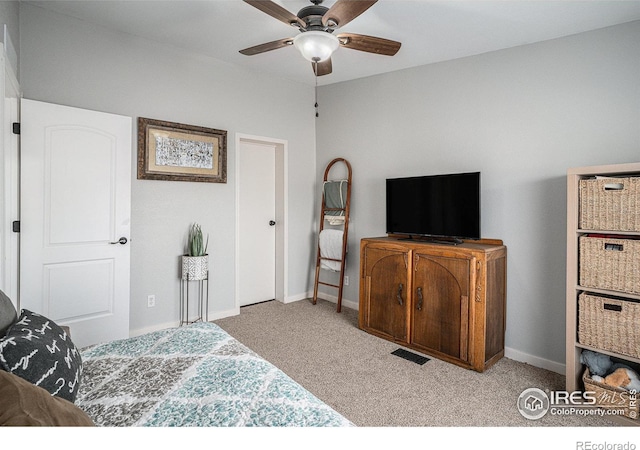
[{"left": 75, "top": 322, "right": 352, "bottom": 427}]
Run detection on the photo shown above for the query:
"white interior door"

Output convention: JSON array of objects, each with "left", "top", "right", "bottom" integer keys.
[
  {"left": 238, "top": 141, "right": 276, "bottom": 307},
  {"left": 20, "top": 99, "right": 131, "bottom": 348}
]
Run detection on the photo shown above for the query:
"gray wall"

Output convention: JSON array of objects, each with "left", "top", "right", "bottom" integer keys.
[
  {"left": 316, "top": 21, "right": 640, "bottom": 370},
  {"left": 0, "top": 0, "right": 19, "bottom": 73},
  {"left": 19, "top": 4, "right": 318, "bottom": 334}
]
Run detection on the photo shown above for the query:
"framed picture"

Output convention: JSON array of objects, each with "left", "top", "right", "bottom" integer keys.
[{"left": 137, "top": 117, "right": 227, "bottom": 183}]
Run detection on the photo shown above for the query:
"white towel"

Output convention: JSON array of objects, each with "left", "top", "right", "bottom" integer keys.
[
  {"left": 324, "top": 215, "right": 345, "bottom": 226},
  {"left": 319, "top": 229, "right": 344, "bottom": 272}
]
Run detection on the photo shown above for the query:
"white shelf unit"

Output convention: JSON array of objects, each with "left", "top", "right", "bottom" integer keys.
[{"left": 566, "top": 162, "right": 640, "bottom": 426}]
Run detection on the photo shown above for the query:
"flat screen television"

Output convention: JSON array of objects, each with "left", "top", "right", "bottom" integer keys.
[{"left": 386, "top": 171, "right": 481, "bottom": 242}]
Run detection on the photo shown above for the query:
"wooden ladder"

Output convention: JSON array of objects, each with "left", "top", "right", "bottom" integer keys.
[{"left": 313, "top": 158, "right": 352, "bottom": 312}]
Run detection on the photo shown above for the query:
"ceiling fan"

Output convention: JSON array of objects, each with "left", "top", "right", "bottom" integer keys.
[{"left": 239, "top": 0, "right": 401, "bottom": 76}]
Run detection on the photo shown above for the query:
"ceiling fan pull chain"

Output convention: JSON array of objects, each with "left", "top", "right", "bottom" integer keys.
[{"left": 314, "top": 59, "right": 319, "bottom": 117}]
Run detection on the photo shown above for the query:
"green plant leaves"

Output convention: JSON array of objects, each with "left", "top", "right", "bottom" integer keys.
[{"left": 188, "top": 223, "right": 209, "bottom": 256}]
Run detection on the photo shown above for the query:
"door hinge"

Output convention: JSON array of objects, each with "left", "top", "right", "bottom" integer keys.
[
  {"left": 12, "top": 123, "right": 20, "bottom": 135},
  {"left": 12, "top": 221, "right": 20, "bottom": 232}
]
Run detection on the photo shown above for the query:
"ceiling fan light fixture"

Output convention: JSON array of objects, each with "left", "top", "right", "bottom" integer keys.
[{"left": 293, "top": 31, "right": 339, "bottom": 62}]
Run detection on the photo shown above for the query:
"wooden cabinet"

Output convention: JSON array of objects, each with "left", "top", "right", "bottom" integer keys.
[
  {"left": 359, "top": 237, "right": 507, "bottom": 372},
  {"left": 361, "top": 244, "right": 409, "bottom": 342},
  {"left": 411, "top": 252, "right": 471, "bottom": 362},
  {"left": 566, "top": 162, "right": 640, "bottom": 426}
]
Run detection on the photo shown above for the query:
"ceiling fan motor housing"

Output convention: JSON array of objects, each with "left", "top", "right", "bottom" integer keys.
[{"left": 297, "top": 5, "right": 336, "bottom": 31}]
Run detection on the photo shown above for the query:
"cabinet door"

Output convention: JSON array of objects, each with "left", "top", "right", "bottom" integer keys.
[
  {"left": 411, "top": 253, "right": 471, "bottom": 361},
  {"left": 361, "top": 245, "right": 409, "bottom": 341}
]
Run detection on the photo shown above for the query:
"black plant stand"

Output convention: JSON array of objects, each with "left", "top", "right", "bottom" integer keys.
[{"left": 180, "top": 271, "right": 209, "bottom": 326}]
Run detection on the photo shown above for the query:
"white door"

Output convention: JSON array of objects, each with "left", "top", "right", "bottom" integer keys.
[
  {"left": 238, "top": 141, "right": 276, "bottom": 306},
  {"left": 20, "top": 99, "right": 131, "bottom": 348}
]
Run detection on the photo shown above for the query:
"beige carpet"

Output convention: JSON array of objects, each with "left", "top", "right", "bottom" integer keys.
[{"left": 214, "top": 298, "right": 619, "bottom": 428}]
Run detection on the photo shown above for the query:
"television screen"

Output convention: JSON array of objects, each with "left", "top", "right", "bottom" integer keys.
[{"left": 386, "top": 172, "right": 480, "bottom": 240}]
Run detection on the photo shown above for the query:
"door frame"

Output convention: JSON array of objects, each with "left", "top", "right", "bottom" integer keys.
[{"left": 235, "top": 133, "right": 288, "bottom": 312}]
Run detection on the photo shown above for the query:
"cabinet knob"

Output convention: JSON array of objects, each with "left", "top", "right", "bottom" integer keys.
[
  {"left": 416, "top": 287, "right": 423, "bottom": 311},
  {"left": 397, "top": 284, "right": 404, "bottom": 305}
]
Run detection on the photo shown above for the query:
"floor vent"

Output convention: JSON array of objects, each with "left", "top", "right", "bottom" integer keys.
[{"left": 391, "top": 348, "right": 430, "bottom": 365}]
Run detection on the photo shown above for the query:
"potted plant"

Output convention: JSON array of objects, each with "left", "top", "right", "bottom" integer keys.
[{"left": 181, "top": 223, "right": 209, "bottom": 280}]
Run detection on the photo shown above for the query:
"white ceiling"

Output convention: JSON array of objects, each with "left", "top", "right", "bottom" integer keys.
[{"left": 23, "top": 0, "right": 640, "bottom": 86}]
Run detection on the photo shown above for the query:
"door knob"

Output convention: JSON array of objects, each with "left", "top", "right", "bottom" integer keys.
[
  {"left": 269, "top": 220, "right": 276, "bottom": 226},
  {"left": 109, "top": 237, "right": 128, "bottom": 245}
]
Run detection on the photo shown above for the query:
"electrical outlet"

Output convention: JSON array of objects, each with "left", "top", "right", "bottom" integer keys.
[
  {"left": 147, "top": 295, "right": 156, "bottom": 308},
  {"left": 344, "top": 276, "right": 349, "bottom": 286}
]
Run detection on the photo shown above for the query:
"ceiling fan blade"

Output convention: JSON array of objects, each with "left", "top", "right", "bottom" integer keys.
[
  {"left": 312, "top": 58, "right": 332, "bottom": 76},
  {"left": 244, "top": 0, "right": 306, "bottom": 28},
  {"left": 322, "top": 0, "right": 377, "bottom": 28},
  {"left": 239, "top": 38, "right": 293, "bottom": 56},
  {"left": 337, "top": 33, "right": 401, "bottom": 56}
]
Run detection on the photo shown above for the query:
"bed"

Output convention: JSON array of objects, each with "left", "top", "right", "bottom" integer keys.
[
  {"left": 0, "top": 290, "right": 352, "bottom": 427},
  {"left": 75, "top": 321, "right": 352, "bottom": 426}
]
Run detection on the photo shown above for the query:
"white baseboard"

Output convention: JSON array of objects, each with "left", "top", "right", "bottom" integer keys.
[
  {"left": 504, "top": 346, "right": 565, "bottom": 375},
  {"left": 307, "top": 290, "right": 566, "bottom": 375},
  {"left": 129, "top": 321, "right": 178, "bottom": 338},
  {"left": 130, "top": 293, "right": 565, "bottom": 376},
  {"left": 208, "top": 307, "right": 241, "bottom": 321},
  {"left": 129, "top": 307, "right": 239, "bottom": 338},
  {"left": 283, "top": 292, "right": 311, "bottom": 304},
  {"left": 311, "top": 291, "right": 358, "bottom": 311}
]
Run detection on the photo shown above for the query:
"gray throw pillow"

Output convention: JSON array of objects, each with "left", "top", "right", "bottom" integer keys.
[{"left": 0, "top": 310, "right": 82, "bottom": 402}]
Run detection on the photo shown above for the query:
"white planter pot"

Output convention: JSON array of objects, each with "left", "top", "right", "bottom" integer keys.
[{"left": 181, "top": 255, "right": 208, "bottom": 280}]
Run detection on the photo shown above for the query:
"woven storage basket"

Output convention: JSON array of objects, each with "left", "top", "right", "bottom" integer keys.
[
  {"left": 578, "top": 293, "right": 640, "bottom": 359},
  {"left": 579, "top": 235, "right": 640, "bottom": 295},
  {"left": 582, "top": 368, "right": 639, "bottom": 420},
  {"left": 579, "top": 176, "right": 640, "bottom": 232}
]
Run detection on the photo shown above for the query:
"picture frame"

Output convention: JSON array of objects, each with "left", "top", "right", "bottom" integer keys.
[{"left": 137, "top": 117, "right": 227, "bottom": 183}]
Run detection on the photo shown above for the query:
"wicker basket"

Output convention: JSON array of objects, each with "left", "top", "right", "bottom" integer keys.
[
  {"left": 579, "top": 235, "right": 640, "bottom": 295},
  {"left": 582, "top": 368, "right": 639, "bottom": 420},
  {"left": 578, "top": 293, "right": 640, "bottom": 359},
  {"left": 579, "top": 176, "right": 640, "bottom": 232}
]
